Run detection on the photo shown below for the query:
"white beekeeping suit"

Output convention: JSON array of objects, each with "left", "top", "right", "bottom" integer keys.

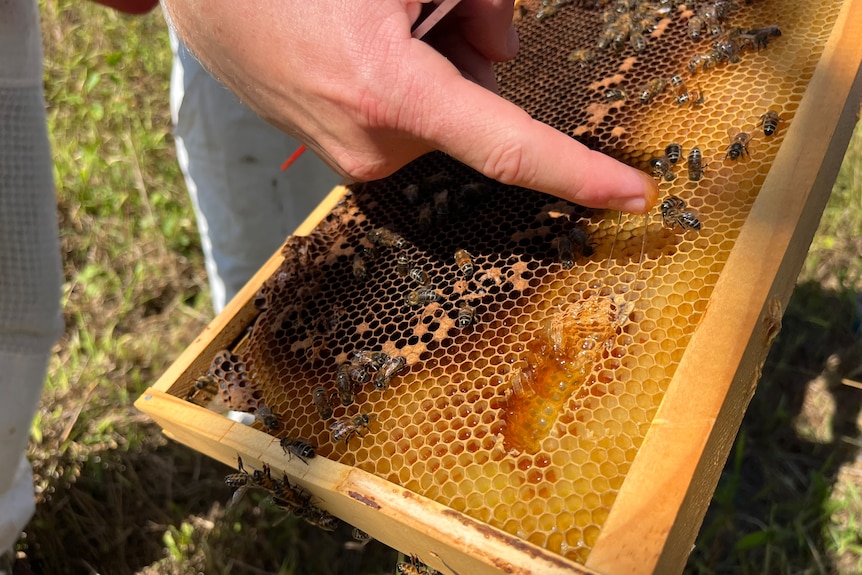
[
  {"left": 0, "top": 0, "right": 65, "bottom": 554},
  {"left": 168, "top": 27, "right": 341, "bottom": 313}
]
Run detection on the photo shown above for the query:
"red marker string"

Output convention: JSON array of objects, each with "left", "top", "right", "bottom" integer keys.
[{"left": 280, "top": 145, "right": 307, "bottom": 171}]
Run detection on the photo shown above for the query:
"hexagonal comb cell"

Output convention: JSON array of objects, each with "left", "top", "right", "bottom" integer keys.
[{"left": 198, "top": 0, "right": 842, "bottom": 564}]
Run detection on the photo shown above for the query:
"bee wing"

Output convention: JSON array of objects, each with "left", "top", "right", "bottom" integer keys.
[
  {"left": 228, "top": 483, "right": 250, "bottom": 509},
  {"left": 726, "top": 126, "right": 736, "bottom": 141}
]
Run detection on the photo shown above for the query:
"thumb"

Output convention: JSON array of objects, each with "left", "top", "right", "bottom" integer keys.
[{"left": 416, "top": 57, "right": 659, "bottom": 213}]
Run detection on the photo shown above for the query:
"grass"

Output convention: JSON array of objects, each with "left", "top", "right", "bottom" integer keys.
[
  {"left": 16, "top": 1, "right": 862, "bottom": 573},
  {"left": 686, "top": 117, "right": 862, "bottom": 574}
]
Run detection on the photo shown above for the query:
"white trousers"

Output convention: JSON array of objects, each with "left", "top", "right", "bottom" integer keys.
[
  {"left": 0, "top": 0, "right": 64, "bottom": 553},
  {"left": 169, "top": 32, "right": 341, "bottom": 312}
]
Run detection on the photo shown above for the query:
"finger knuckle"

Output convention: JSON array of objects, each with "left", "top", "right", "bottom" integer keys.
[
  {"left": 482, "top": 140, "right": 534, "bottom": 186},
  {"left": 339, "top": 155, "right": 394, "bottom": 182}
]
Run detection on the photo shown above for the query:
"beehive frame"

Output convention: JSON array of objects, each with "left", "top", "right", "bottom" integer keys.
[{"left": 136, "top": 0, "right": 862, "bottom": 573}]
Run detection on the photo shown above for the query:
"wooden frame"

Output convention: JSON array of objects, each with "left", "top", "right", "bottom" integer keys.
[{"left": 136, "top": 1, "right": 862, "bottom": 573}]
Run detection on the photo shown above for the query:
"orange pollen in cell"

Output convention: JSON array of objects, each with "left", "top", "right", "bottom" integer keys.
[{"left": 501, "top": 297, "right": 618, "bottom": 454}]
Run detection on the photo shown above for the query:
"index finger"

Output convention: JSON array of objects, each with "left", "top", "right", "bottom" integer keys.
[{"left": 411, "top": 47, "right": 659, "bottom": 213}]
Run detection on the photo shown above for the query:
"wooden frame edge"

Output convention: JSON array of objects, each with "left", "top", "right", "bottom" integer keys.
[
  {"left": 587, "top": 1, "right": 862, "bottom": 572},
  {"left": 146, "top": 185, "right": 352, "bottom": 395},
  {"left": 135, "top": 388, "right": 601, "bottom": 575}
]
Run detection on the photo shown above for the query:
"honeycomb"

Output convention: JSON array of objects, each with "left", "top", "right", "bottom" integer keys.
[{"left": 179, "top": 0, "right": 845, "bottom": 564}]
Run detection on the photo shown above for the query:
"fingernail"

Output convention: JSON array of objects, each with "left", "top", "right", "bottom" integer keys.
[
  {"left": 606, "top": 172, "right": 659, "bottom": 214},
  {"left": 505, "top": 26, "right": 520, "bottom": 59}
]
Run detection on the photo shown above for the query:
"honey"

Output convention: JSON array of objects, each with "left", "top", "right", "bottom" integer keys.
[
  {"left": 500, "top": 296, "right": 618, "bottom": 453},
  {"left": 172, "top": 0, "right": 849, "bottom": 564}
]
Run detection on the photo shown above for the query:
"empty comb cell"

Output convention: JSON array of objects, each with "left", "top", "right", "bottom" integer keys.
[{"left": 138, "top": 0, "right": 862, "bottom": 573}]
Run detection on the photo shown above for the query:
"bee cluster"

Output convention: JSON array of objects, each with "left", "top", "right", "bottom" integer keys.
[
  {"left": 225, "top": 456, "right": 339, "bottom": 532},
  {"left": 173, "top": 0, "right": 841, "bottom": 564},
  {"left": 645, "top": 105, "right": 781, "bottom": 231},
  {"left": 559, "top": 0, "right": 780, "bottom": 98},
  {"left": 660, "top": 195, "right": 702, "bottom": 231},
  {"left": 603, "top": 0, "right": 788, "bottom": 234},
  {"left": 688, "top": 25, "right": 782, "bottom": 72}
]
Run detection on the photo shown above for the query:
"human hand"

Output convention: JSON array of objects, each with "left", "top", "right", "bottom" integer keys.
[{"left": 163, "top": 0, "right": 658, "bottom": 213}]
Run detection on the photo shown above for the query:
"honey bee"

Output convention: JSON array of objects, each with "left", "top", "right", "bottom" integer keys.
[
  {"left": 660, "top": 195, "right": 702, "bottom": 232},
  {"left": 649, "top": 155, "right": 676, "bottom": 182},
  {"left": 609, "top": 27, "right": 628, "bottom": 52},
  {"left": 281, "top": 235, "right": 313, "bottom": 267},
  {"left": 688, "top": 14, "right": 704, "bottom": 39},
  {"left": 347, "top": 363, "right": 369, "bottom": 384},
  {"left": 758, "top": 110, "right": 783, "bottom": 136},
  {"left": 313, "top": 386, "right": 334, "bottom": 420},
  {"left": 675, "top": 210, "right": 703, "bottom": 231},
  {"left": 255, "top": 405, "right": 280, "bottom": 431},
  {"left": 396, "top": 554, "right": 443, "bottom": 575},
  {"left": 660, "top": 195, "right": 687, "bottom": 227},
  {"left": 688, "top": 53, "right": 717, "bottom": 73},
  {"left": 417, "top": 203, "right": 433, "bottom": 231},
  {"left": 638, "top": 77, "right": 666, "bottom": 103},
  {"left": 225, "top": 455, "right": 251, "bottom": 507},
  {"left": 251, "top": 463, "right": 280, "bottom": 492},
  {"left": 568, "top": 48, "right": 596, "bottom": 67},
  {"left": 422, "top": 171, "right": 451, "bottom": 191},
  {"left": 433, "top": 189, "right": 449, "bottom": 217},
  {"left": 225, "top": 455, "right": 250, "bottom": 489},
  {"left": 668, "top": 74, "right": 685, "bottom": 92},
  {"left": 675, "top": 89, "right": 704, "bottom": 107},
  {"left": 687, "top": 146, "right": 706, "bottom": 181},
  {"left": 280, "top": 437, "right": 316, "bottom": 464},
  {"left": 297, "top": 503, "right": 340, "bottom": 531},
  {"left": 743, "top": 25, "right": 781, "bottom": 49},
  {"left": 352, "top": 253, "right": 367, "bottom": 281},
  {"left": 362, "top": 243, "right": 379, "bottom": 262},
  {"left": 454, "top": 248, "right": 474, "bottom": 279},
  {"left": 725, "top": 130, "right": 751, "bottom": 161},
  {"left": 712, "top": 33, "right": 742, "bottom": 63},
  {"left": 351, "top": 349, "right": 389, "bottom": 371},
  {"left": 408, "top": 266, "right": 430, "bottom": 286},
  {"left": 629, "top": 31, "right": 647, "bottom": 52},
  {"left": 568, "top": 226, "right": 595, "bottom": 257},
  {"left": 269, "top": 471, "right": 313, "bottom": 510},
  {"left": 556, "top": 235, "right": 575, "bottom": 270},
  {"left": 396, "top": 252, "right": 411, "bottom": 277},
  {"left": 697, "top": 1, "right": 732, "bottom": 33},
  {"left": 457, "top": 300, "right": 475, "bottom": 328},
  {"left": 664, "top": 143, "right": 682, "bottom": 164},
  {"left": 351, "top": 527, "right": 372, "bottom": 544},
  {"left": 185, "top": 375, "right": 216, "bottom": 404},
  {"left": 535, "top": 2, "right": 559, "bottom": 21},
  {"left": 605, "top": 88, "right": 627, "bottom": 102},
  {"left": 330, "top": 413, "right": 372, "bottom": 444},
  {"left": 373, "top": 356, "right": 407, "bottom": 391},
  {"left": 596, "top": 27, "right": 615, "bottom": 51},
  {"left": 402, "top": 183, "right": 420, "bottom": 205},
  {"left": 336, "top": 363, "right": 356, "bottom": 406},
  {"left": 407, "top": 286, "right": 442, "bottom": 306},
  {"left": 366, "top": 227, "right": 406, "bottom": 249}
]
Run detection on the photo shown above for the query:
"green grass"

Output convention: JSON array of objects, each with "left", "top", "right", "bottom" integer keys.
[
  {"left": 18, "top": 1, "right": 862, "bottom": 574},
  {"left": 686, "top": 124, "right": 862, "bottom": 574},
  {"left": 35, "top": 0, "right": 206, "bottom": 462}
]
